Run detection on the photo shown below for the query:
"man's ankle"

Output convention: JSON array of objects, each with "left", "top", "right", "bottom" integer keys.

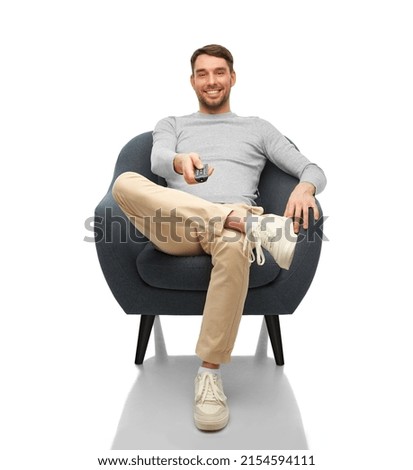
[
  {"left": 201, "top": 361, "right": 220, "bottom": 370},
  {"left": 224, "top": 211, "right": 246, "bottom": 233}
]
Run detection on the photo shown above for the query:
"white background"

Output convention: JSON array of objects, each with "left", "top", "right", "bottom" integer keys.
[{"left": 1, "top": 0, "right": 412, "bottom": 468}]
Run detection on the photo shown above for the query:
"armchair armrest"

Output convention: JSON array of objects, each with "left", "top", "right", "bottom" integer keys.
[
  {"left": 94, "top": 189, "right": 150, "bottom": 313},
  {"left": 273, "top": 204, "right": 324, "bottom": 313}
]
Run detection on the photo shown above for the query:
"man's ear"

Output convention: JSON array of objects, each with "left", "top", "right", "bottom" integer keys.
[
  {"left": 190, "top": 74, "right": 195, "bottom": 89},
  {"left": 230, "top": 71, "right": 236, "bottom": 87}
]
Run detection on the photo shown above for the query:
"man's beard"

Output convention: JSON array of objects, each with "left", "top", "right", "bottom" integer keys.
[{"left": 197, "top": 90, "right": 230, "bottom": 111}]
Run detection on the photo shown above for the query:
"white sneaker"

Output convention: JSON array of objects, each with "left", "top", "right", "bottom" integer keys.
[
  {"left": 194, "top": 372, "right": 229, "bottom": 431},
  {"left": 244, "top": 214, "right": 298, "bottom": 270}
]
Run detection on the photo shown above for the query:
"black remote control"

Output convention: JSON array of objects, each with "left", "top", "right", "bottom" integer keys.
[{"left": 194, "top": 164, "right": 209, "bottom": 183}]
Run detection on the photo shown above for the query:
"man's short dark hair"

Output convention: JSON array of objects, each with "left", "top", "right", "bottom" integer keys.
[{"left": 190, "top": 44, "right": 234, "bottom": 74}]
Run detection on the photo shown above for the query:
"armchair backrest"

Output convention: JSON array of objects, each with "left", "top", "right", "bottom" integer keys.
[{"left": 110, "top": 131, "right": 155, "bottom": 188}]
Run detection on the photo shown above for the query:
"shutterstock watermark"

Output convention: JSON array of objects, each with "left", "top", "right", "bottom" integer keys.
[{"left": 84, "top": 207, "right": 328, "bottom": 245}]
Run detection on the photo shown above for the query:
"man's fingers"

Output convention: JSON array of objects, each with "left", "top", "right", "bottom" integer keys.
[
  {"left": 283, "top": 201, "right": 294, "bottom": 219},
  {"left": 285, "top": 195, "right": 319, "bottom": 232},
  {"left": 293, "top": 205, "right": 303, "bottom": 233},
  {"left": 182, "top": 153, "right": 215, "bottom": 184},
  {"left": 180, "top": 153, "right": 198, "bottom": 184},
  {"left": 301, "top": 206, "right": 309, "bottom": 230},
  {"left": 189, "top": 152, "right": 203, "bottom": 169},
  {"left": 313, "top": 203, "right": 320, "bottom": 221}
]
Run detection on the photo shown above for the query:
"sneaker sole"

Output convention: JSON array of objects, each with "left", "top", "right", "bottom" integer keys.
[
  {"left": 277, "top": 237, "right": 297, "bottom": 269},
  {"left": 194, "top": 413, "right": 229, "bottom": 431},
  {"left": 277, "top": 220, "right": 298, "bottom": 270}
]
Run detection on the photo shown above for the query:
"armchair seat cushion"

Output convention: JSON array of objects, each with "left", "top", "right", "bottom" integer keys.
[{"left": 137, "top": 243, "right": 281, "bottom": 291}]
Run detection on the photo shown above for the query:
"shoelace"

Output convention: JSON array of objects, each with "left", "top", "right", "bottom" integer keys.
[
  {"left": 195, "top": 374, "right": 227, "bottom": 406},
  {"left": 243, "top": 227, "right": 266, "bottom": 266}
]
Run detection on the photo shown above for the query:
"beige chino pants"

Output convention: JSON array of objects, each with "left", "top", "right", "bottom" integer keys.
[{"left": 112, "top": 172, "right": 264, "bottom": 364}]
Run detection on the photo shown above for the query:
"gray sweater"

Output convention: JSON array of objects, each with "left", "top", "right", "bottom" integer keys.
[{"left": 151, "top": 112, "right": 326, "bottom": 206}]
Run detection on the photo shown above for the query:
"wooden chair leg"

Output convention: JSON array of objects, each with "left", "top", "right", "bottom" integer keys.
[
  {"left": 264, "top": 315, "right": 285, "bottom": 366},
  {"left": 135, "top": 315, "right": 155, "bottom": 365}
]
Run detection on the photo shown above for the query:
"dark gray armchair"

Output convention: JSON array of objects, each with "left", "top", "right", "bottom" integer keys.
[{"left": 94, "top": 131, "right": 324, "bottom": 365}]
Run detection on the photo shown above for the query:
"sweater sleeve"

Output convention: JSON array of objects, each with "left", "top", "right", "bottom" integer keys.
[
  {"left": 150, "top": 117, "right": 178, "bottom": 179},
  {"left": 261, "top": 120, "right": 327, "bottom": 194}
]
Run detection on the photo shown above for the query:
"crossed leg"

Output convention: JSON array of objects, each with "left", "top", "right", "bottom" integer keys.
[{"left": 112, "top": 171, "right": 263, "bottom": 363}]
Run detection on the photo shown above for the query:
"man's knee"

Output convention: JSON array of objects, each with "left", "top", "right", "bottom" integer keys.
[
  {"left": 212, "top": 235, "right": 249, "bottom": 267},
  {"left": 112, "top": 171, "right": 142, "bottom": 202}
]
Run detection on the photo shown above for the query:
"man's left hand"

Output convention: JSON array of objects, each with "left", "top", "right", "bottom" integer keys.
[{"left": 284, "top": 182, "right": 319, "bottom": 233}]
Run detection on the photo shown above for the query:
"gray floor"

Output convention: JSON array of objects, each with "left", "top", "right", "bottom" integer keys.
[{"left": 112, "top": 317, "right": 308, "bottom": 450}]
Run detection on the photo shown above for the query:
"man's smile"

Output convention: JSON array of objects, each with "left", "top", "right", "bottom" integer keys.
[{"left": 205, "top": 89, "right": 222, "bottom": 96}]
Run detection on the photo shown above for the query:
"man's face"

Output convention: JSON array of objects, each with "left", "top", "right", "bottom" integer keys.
[{"left": 190, "top": 54, "right": 236, "bottom": 114}]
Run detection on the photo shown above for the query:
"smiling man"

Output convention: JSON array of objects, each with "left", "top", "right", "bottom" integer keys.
[
  {"left": 190, "top": 52, "right": 235, "bottom": 114},
  {"left": 112, "top": 44, "right": 326, "bottom": 432}
]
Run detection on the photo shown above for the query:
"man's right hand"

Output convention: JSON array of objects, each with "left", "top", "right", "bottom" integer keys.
[{"left": 173, "top": 153, "right": 214, "bottom": 184}]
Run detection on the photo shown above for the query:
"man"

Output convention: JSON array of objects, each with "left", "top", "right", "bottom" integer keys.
[{"left": 112, "top": 44, "right": 326, "bottom": 432}]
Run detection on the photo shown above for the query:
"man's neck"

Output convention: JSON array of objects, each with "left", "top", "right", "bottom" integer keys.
[{"left": 198, "top": 105, "right": 232, "bottom": 115}]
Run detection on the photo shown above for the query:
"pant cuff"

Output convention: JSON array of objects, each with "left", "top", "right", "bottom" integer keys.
[{"left": 196, "top": 348, "right": 233, "bottom": 365}]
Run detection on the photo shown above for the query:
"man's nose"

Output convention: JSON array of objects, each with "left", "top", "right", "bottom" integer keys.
[{"left": 206, "top": 73, "right": 217, "bottom": 85}]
